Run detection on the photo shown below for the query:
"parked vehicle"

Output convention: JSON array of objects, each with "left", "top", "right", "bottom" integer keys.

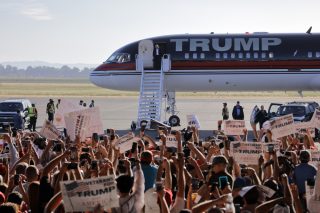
[
  {"left": 268, "top": 101, "right": 319, "bottom": 122},
  {"left": 0, "top": 99, "right": 32, "bottom": 129}
]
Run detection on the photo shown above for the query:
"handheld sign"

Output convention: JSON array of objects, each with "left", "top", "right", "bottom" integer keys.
[
  {"left": 114, "top": 133, "right": 138, "bottom": 153},
  {"left": 54, "top": 99, "right": 82, "bottom": 128},
  {"left": 223, "top": 120, "right": 246, "bottom": 135},
  {"left": 40, "top": 120, "right": 61, "bottom": 140},
  {"left": 311, "top": 109, "right": 320, "bottom": 128},
  {"left": 60, "top": 175, "right": 119, "bottom": 212},
  {"left": 67, "top": 107, "right": 104, "bottom": 138},
  {"left": 230, "top": 142, "right": 263, "bottom": 165},
  {"left": 270, "top": 114, "right": 296, "bottom": 139},
  {"left": 186, "top": 114, "right": 201, "bottom": 129},
  {"left": 64, "top": 113, "right": 90, "bottom": 141},
  {"left": 166, "top": 134, "right": 178, "bottom": 148},
  {"left": 294, "top": 122, "right": 315, "bottom": 137}
]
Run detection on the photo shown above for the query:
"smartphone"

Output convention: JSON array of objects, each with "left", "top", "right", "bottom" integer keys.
[
  {"left": 91, "top": 160, "right": 98, "bottom": 170},
  {"left": 156, "top": 181, "right": 163, "bottom": 192},
  {"left": 218, "top": 176, "right": 229, "bottom": 189},
  {"left": 82, "top": 147, "right": 90, "bottom": 153},
  {"left": 12, "top": 129, "right": 17, "bottom": 137},
  {"left": 14, "top": 174, "right": 20, "bottom": 185},
  {"left": 99, "top": 135, "right": 104, "bottom": 141},
  {"left": 92, "top": 133, "right": 99, "bottom": 142},
  {"left": 191, "top": 178, "right": 200, "bottom": 190},
  {"left": 268, "top": 144, "right": 274, "bottom": 152},
  {"left": 131, "top": 142, "right": 137, "bottom": 153},
  {"left": 67, "top": 162, "right": 78, "bottom": 170},
  {"left": 70, "top": 147, "right": 78, "bottom": 160},
  {"left": 198, "top": 140, "right": 203, "bottom": 147},
  {"left": 129, "top": 158, "right": 136, "bottom": 167},
  {"left": 53, "top": 143, "right": 62, "bottom": 152}
]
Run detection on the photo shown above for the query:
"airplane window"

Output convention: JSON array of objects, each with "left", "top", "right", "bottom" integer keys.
[
  {"left": 246, "top": 53, "right": 251, "bottom": 59},
  {"left": 254, "top": 52, "right": 259, "bottom": 59},
  {"left": 200, "top": 53, "right": 205, "bottom": 59},
  {"left": 193, "top": 53, "right": 198, "bottom": 59},
  {"left": 231, "top": 53, "right": 235, "bottom": 59},
  {"left": 308, "top": 52, "right": 313, "bottom": 58},
  {"left": 185, "top": 53, "right": 190, "bottom": 59},
  {"left": 316, "top": 52, "right": 320, "bottom": 58},
  {"left": 269, "top": 52, "right": 274, "bottom": 58},
  {"left": 215, "top": 53, "right": 220, "bottom": 59},
  {"left": 223, "top": 53, "right": 228, "bottom": 59},
  {"left": 238, "top": 53, "right": 243, "bottom": 59},
  {"left": 106, "top": 53, "right": 131, "bottom": 63},
  {"left": 261, "top": 52, "right": 266, "bottom": 59}
]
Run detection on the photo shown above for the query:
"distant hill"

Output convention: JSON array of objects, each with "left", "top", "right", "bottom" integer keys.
[{"left": 0, "top": 61, "right": 98, "bottom": 69}]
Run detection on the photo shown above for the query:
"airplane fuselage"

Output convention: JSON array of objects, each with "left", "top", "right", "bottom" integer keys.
[{"left": 90, "top": 33, "right": 320, "bottom": 92}]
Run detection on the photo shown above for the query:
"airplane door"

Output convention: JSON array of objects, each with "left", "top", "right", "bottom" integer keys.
[{"left": 138, "top": 40, "right": 154, "bottom": 69}]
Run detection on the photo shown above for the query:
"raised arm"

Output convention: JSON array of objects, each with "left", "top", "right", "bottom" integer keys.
[{"left": 41, "top": 150, "right": 69, "bottom": 178}]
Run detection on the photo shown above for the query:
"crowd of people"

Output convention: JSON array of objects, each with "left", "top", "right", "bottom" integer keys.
[{"left": 0, "top": 105, "right": 320, "bottom": 213}]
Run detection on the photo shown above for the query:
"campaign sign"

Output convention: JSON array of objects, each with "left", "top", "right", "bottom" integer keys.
[
  {"left": 61, "top": 175, "right": 119, "bottom": 212},
  {"left": 114, "top": 133, "right": 137, "bottom": 153},
  {"left": 230, "top": 142, "right": 263, "bottom": 165},
  {"left": 270, "top": 114, "right": 296, "bottom": 139},
  {"left": 40, "top": 120, "right": 61, "bottom": 140},
  {"left": 223, "top": 120, "right": 246, "bottom": 136}
]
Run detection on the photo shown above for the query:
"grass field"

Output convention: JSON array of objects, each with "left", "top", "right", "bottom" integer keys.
[{"left": 1, "top": 78, "right": 320, "bottom": 98}]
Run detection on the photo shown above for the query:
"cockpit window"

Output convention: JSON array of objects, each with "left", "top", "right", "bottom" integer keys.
[{"left": 106, "top": 53, "right": 131, "bottom": 63}]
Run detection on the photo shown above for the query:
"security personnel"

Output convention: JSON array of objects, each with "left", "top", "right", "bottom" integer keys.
[
  {"left": 46, "top": 99, "right": 55, "bottom": 122},
  {"left": 28, "top": 104, "right": 38, "bottom": 132}
]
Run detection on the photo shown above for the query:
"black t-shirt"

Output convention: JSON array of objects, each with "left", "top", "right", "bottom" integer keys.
[{"left": 39, "top": 176, "right": 54, "bottom": 212}]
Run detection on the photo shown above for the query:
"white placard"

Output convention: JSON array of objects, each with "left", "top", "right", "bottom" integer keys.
[
  {"left": 60, "top": 175, "right": 119, "bottom": 212},
  {"left": 186, "top": 114, "right": 201, "bottom": 129},
  {"left": 294, "top": 122, "right": 315, "bottom": 137},
  {"left": 166, "top": 134, "right": 178, "bottom": 148},
  {"left": 64, "top": 113, "right": 90, "bottom": 141},
  {"left": 114, "top": 133, "right": 137, "bottom": 153},
  {"left": 310, "top": 150, "right": 320, "bottom": 166},
  {"left": 270, "top": 114, "right": 296, "bottom": 139},
  {"left": 223, "top": 120, "right": 246, "bottom": 135},
  {"left": 230, "top": 142, "right": 263, "bottom": 165},
  {"left": 311, "top": 109, "right": 320, "bottom": 128},
  {"left": 65, "top": 107, "right": 103, "bottom": 141},
  {"left": 54, "top": 99, "right": 82, "bottom": 128},
  {"left": 39, "top": 120, "right": 61, "bottom": 140}
]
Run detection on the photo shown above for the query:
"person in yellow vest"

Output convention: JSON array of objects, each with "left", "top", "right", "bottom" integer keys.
[
  {"left": 28, "top": 104, "right": 38, "bottom": 132},
  {"left": 46, "top": 99, "right": 55, "bottom": 122}
]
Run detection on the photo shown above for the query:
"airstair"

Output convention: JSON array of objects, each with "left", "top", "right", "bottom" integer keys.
[{"left": 136, "top": 54, "right": 171, "bottom": 127}]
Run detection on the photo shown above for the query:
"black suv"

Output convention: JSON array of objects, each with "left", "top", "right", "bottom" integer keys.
[{"left": 268, "top": 101, "right": 319, "bottom": 122}]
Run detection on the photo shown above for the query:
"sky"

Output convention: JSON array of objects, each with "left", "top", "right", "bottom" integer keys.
[{"left": 0, "top": 0, "right": 320, "bottom": 65}]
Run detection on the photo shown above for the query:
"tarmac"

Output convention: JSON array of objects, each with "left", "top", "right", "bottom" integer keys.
[{"left": 2, "top": 96, "right": 317, "bottom": 139}]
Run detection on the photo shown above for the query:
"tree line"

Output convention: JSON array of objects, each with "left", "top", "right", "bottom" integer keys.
[{"left": 0, "top": 64, "right": 93, "bottom": 79}]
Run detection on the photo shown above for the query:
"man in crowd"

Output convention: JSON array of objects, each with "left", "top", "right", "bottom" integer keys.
[
  {"left": 56, "top": 99, "right": 61, "bottom": 109},
  {"left": 27, "top": 103, "right": 37, "bottom": 132},
  {"left": 255, "top": 105, "right": 268, "bottom": 129},
  {"left": 232, "top": 101, "right": 244, "bottom": 120},
  {"left": 89, "top": 100, "right": 95, "bottom": 108},
  {"left": 222, "top": 102, "right": 229, "bottom": 120},
  {"left": 46, "top": 99, "right": 55, "bottom": 122},
  {"left": 13, "top": 110, "right": 24, "bottom": 130}
]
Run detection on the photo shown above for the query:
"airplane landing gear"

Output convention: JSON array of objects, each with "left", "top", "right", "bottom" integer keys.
[{"left": 165, "top": 91, "right": 180, "bottom": 127}]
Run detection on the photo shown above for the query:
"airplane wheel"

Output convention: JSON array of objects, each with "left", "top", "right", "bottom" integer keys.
[{"left": 169, "top": 115, "right": 180, "bottom": 127}]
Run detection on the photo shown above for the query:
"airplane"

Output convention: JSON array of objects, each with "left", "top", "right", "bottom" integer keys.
[{"left": 90, "top": 29, "right": 320, "bottom": 126}]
